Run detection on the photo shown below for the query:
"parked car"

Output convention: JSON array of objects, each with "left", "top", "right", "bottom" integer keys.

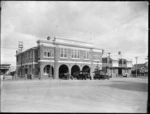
[
  {"left": 93, "top": 70, "right": 110, "bottom": 80},
  {"left": 73, "top": 71, "right": 92, "bottom": 80},
  {"left": 59, "top": 73, "right": 73, "bottom": 80}
]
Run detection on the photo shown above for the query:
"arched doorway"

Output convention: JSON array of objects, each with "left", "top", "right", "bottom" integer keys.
[
  {"left": 82, "top": 65, "right": 90, "bottom": 73},
  {"left": 71, "top": 65, "right": 80, "bottom": 78},
  {"left": 43, "top": 65, "right": 54, "bottom": 78},
  {"left": 59, "top": 64, "right": 69, "bottom": 79}
]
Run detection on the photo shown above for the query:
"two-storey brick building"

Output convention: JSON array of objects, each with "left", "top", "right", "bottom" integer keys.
[{"left": 16, "top": 37, "right": 103, "bottom": 79}]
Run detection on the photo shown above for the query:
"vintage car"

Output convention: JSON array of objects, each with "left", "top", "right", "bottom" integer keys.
[
  {"left": 73, "top": 71, "right": 92, "bottom": 80},
  {"left": 59, "top": 73, "right": 73, "bottom": 80},
  {"left": 93, "top": 70, "right": 110, "bottom": 80}
]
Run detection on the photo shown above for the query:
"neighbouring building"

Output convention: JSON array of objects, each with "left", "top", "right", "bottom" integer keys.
[
  {"left": 102, "top": 54, "right": 133, "bottom": 77},
  {"left": 132, "top": 62, "right": 148, "bottom": 76},
  {"left": 16, "top": 37, "right": 103, "bottom": 79},
  {"left": 0, "top": 64, "right": 11, "bottom": 74}
]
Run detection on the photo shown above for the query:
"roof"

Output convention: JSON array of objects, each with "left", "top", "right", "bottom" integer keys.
[
  {"left": 55, "top": 36, "right": 93, "bottom": 44},
  {"left": 54, "top": 36, "right": 95, "bottom": 49},
  {"left": 133, "top": 63, "right": 148, "bottom": 70},
  {"left": 37, "top": 36, "right": 103, "bottom": 51},
  {"left": 16, "top": 46, "right": 37, "bottom": 56},
  {"left": 111, "top": 56, "right": 119, "bottom": 61},
  {"left": 102, "top": 55, "right": 132, "bottom": 62}
]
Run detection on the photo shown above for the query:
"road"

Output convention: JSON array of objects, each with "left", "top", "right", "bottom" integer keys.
[{"left": 1, "top": 77, "right": 148, "bottom": 112}]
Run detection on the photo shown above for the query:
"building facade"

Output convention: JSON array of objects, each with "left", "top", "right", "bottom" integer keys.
[
  {"left": 102, "top": 56, "right": 132, "bottom": 77},
  {"left": 0, "top": 64, "right": 11, "bottom": 74},
  {"left": 132, "top": 62, "right": 148, "bottom": 76},
  {"left": 16, "top": 37, "right": 103, "bottom": 79}
]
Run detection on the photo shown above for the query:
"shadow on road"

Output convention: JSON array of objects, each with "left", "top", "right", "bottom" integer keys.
[{"left": 102, "top": 81, "right": 148, "bottom": 92}]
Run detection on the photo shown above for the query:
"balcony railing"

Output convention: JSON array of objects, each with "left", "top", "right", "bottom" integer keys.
[{"left": 119, "top": 64, "right": 127, "bottom": 67}]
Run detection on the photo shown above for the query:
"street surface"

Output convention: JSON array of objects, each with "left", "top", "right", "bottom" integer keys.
[{"left": 1, "top": 77, "right": 148, "bottom": 112}]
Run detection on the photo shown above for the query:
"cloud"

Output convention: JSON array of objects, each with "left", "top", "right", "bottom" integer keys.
[
  {"left": 94, "top": 9, "right": 148, "bottom": 55},
  {"left": 1, "top": 1, "right": 148, "bottom": 66}
]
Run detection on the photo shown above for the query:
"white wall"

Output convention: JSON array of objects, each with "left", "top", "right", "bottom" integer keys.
[
  {"left": 112, "top": 60, "right": 118, "bottom": 67},
  {"left": 127, "top": 61, "right": 132, "bottom": 67}
]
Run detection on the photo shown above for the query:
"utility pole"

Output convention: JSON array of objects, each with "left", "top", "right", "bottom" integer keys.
[
  {"left": 135, "top": 57, "right": 138, "bottom": 78},
  {"left": 32, "top": 49, "right": 34, "bottom": 79},
  {"left": 18, "top": 41, "right": 23, "bottom": 77},
  {"left": 108, "top": 52, "right": 111, "bottom": 77}
]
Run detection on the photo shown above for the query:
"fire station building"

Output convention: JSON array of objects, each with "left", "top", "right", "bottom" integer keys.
[{"left": 16, "top": 37, "right": 103, "bottom": 79}]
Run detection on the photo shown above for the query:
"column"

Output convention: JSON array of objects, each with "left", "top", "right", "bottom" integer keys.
[
  {"left": 54, "top": 46, "right": 59, "bottom": 79},
  {"left": 69, "top": 65, "right": 71, "bottom": 76},
  {"left": 49, "top": 66, "right": 53, "bottom": 79},
  {"left": 39, "top": 63, "right": 43, "bottom": 79},
  {"left": 90, "top": 49, "right": 94, "bottom": 79}
]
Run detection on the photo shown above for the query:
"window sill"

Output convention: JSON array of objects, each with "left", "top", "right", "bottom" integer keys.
[
  {"left": 43, "top": 57, "right": 54, "bottom": 58},
  {"left": 83, "top": 59, "right": 90, "bottom": 60},
  {"left": 93, "top": 60, "right": 101, "bottom": 61},
  {"left": 71, "top": 58, "right": 80, "bottom": 60},
  {"left": 60, "top": 57, "right": 68, "bottom": 59}
]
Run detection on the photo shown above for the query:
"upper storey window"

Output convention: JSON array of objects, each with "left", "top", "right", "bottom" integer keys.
[
  {"left": 83, "top": 51, "right": 89, "bottom": 60},
  {"left": 119, "top": 59, "right": 122, "bottom": 64},
  {"left": 60, "top": 48, "right": 67, "bottom": 58},
  {"left": 43, "top": 49, "right": 54, "bottom": 58},
  {"left": 72, "top": 50, "right": 80, "bottom": 59},
  {"left": 124, "top": 60, "right": 126, "bottom": 64}
]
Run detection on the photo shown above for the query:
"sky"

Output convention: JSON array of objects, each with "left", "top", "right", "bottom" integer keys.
[{"left": 1, "top": 1, "right": 148, "bottom": 66}]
